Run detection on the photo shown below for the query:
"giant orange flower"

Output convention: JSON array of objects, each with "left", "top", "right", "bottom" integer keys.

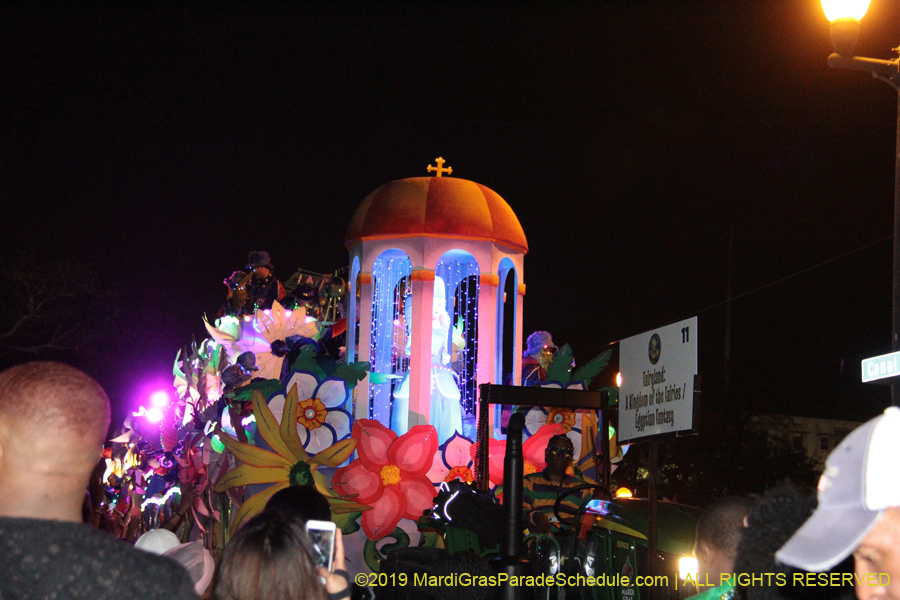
[
  {"left": 297, "top": 397, "right": 327, "bottom": 430},
  {"left": 545, "top": 408, "right": 576, "bottom": 431},
  {"left": 427, "top": 432, "right": 475, "bottom": 485},
  {"left": 332, "top": 420, "right": 439, "bottom": 541}
]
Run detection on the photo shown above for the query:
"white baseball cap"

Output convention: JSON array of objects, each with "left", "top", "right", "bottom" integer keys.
[{"left": 776, "top": 406, "right": 900, "bottom": 571}]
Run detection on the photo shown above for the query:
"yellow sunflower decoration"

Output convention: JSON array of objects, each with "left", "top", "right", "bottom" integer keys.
[{"left": 214, "top": 386, "right": 370, "bottom": 533}]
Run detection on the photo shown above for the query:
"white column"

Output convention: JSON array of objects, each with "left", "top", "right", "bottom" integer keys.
[
  {"left": 354, "top": 274, "right": 373, "bottom": 421},
  {"left": 513, "top": 281, "right": 525, "bottom": 387},
  {"left": 408, "top": 271, "right": 435, "bottom": 429}
]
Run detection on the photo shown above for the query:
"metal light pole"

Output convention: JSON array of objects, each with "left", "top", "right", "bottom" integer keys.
[{"left": 822, "top": 0, "right": 900, "bottom": 406}]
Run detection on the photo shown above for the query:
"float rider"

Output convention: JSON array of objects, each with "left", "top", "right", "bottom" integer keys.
[
  {"left": 241, "top": 251, "right": 286, "bottom": 315},
  {"left": 522, "top": 331, "right": 557, "bottom": 387},
  {"left": 524, "top": 434, "right": 597, "bottom": 534}
]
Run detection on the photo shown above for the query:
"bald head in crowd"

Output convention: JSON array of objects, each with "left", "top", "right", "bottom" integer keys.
[{"left": 0, "top": 361, "right": 110, "bottom": 522}]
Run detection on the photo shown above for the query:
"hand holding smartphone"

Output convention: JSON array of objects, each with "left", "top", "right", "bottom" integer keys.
[
  {"left": 305, "top": 519, "right": 336, "bottom": 572},
  {"left": 307, "top": 522, "right": 350, "bottom": 599}
]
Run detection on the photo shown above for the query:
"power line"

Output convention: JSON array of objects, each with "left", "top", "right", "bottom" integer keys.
[
  {"left": 679, "top": 234, "right": 892, "bottom": 322},
  {"left": 574, "top": 234, "right": 892, "bottom": 359}
]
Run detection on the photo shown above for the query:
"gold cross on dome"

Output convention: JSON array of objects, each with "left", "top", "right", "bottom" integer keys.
[{"left": 427, "top": 157, "right": 452, "bottom": 177}]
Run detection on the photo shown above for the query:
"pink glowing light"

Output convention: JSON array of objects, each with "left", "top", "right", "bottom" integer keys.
[
  {"left": 146, "top": 407, "right": 164, "bottom": 423},
  {"left": 150, "top": 391, "right": 170, "bottom": 408}
]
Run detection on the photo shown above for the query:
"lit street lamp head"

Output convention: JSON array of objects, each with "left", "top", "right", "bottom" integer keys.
[
  {"left": 821, "top": 0, "right": 870, "bottom": 22},
  {"left": 822, "top": 0, "right": 870, "bottom": 56},
  {"left": 830, "top": 18, "right": 861, "bottom": 57}
]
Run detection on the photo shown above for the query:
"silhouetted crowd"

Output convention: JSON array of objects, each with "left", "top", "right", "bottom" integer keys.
[{"left": 0, "top": 361, "right": 499, "bottom": 600}]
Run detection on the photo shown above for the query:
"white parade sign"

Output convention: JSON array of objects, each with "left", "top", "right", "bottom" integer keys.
[
  {"left": 861, "top": 350, "right": 900, "bottom": 383},
  {"left": 618, "top": 316, "right": 698, "bottom": 443}
]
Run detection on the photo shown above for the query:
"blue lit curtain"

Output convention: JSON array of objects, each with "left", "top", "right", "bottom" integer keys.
[
  {"left": 369, "top": 251, "right": 412, "bottom": 423},
  {"left": 436, "top": 254, "right": 480, "bottom": 417}
]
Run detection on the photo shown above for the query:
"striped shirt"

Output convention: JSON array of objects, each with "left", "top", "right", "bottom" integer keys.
[{"left": 523, "top": 471, "right": 592, "bottom": 530}]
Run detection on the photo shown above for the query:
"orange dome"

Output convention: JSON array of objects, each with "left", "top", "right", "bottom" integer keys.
[{"left": 345, "top": 177, "right": 528, "bottom": 254}]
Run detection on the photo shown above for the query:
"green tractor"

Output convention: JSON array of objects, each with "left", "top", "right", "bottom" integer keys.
[
  {"left": 532, "top": 493, "right": 701, "bottom": 600},
  {"left": 425, "top": 480, "right": 700, "bottom": 600}
]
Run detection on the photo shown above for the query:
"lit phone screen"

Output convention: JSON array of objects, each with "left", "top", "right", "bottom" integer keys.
[{"left": 307, "top": 527, "right": 334, "bottom": 570}]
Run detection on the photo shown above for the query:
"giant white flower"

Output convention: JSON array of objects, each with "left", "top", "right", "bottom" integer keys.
[
  {"left": 267, "top": 371, "right": 353, "bottom": 455},
  {"left": 204, "top": 301, "right": 319, "bottom": 380},
  {"left": 426, "top": 432, "right": 475, "bottom": 485}
]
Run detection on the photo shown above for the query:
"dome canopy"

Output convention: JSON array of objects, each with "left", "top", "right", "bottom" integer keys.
[{"left": 345, "top": 177, "right": 528, "bottom": 254}]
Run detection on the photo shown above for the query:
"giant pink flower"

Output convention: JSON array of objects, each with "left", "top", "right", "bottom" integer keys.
[
  {"left": 472, "top": 423, "right": 568, "bottom": 487},
  {"left": 332, "top": 420, "right": 439, "bottom": 541}
]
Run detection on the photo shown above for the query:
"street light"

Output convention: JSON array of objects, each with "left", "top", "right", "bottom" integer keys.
[{"left": 822, "top": 0, "right": 900, "bottom": 406}]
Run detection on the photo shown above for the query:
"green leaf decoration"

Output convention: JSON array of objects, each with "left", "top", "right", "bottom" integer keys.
[
  {"left": 206, "top": 340, "right": 226, "bottom": 375},
  {"left": 333, "top": 511, "right": 362, "bottom": 536},
  {"left": 382, "top": 528, "right": 412, "bottom": 554},
  {"left": 363, "top": 539, "right": 382, "bottom": 573},
  {"left": 363, "top": 527, "right": 411, "bottom": 572},
  {"left": 369, "top": 372, "right": 395, "bottom": 385},
  {"left": 315, "top": 352, "right": 338, "bottom": 379},
  {"left": 545, "top": 343, "right": 575, "bottom": 385},
  {"left": 334, "top": 362, "right": 371, "bottom": 389},
  {"left": 217, "top": 346, "right": 229, "bottom": 373},
  {"left": 288, "top": 345, "right": 369, "bottom": 386},
  {"left": 601, "top": 385, "right": 619, "bottom": 406},
  {"left": 289, "top": 460, "right": 313, "bottom": 487},
  {"left": 571, "top": 349, "right": 613, "bottom": 387},
  {"left": 173, "top": 349, "right": 185, "bottom": 379},
  {"left": 289, "top": 344, "right": 319, "bottom": 375},
  {"left": 210, "top": 434, "right": 225, "bottom": 454},
  {"left": 232, "top": 379, "right": 282, "bottom": 404}
]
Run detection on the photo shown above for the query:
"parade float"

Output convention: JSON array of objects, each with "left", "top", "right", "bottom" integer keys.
[{"left": 100, "top": 158, "right": 630, "bottom": 574}]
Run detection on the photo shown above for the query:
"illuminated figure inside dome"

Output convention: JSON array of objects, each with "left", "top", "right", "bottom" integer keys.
[{"left": 391, "top": 276, "right": 462, "bottom": 443}]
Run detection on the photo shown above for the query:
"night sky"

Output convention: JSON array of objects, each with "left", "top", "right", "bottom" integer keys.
[{"left": 2, "top": 1, "right": 897, "bottom": 427}]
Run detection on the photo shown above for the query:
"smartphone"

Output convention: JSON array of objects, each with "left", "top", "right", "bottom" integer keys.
[{"left": 305, "top": 519, "right": 336, "bottom": 572}]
